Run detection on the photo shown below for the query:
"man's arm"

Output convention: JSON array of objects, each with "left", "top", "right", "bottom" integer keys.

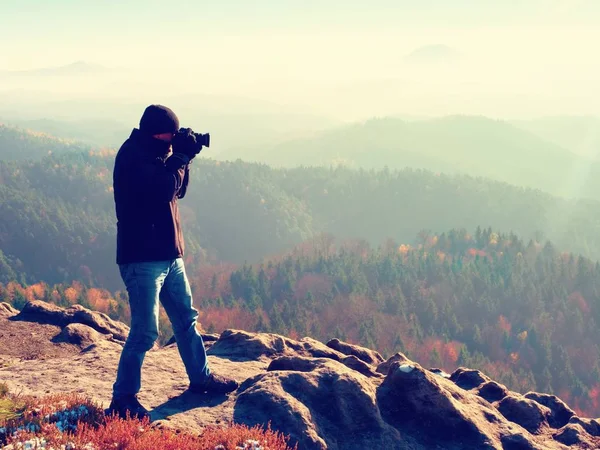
[
  {"left": 177, "top": 163, "right": 191, "bottom": 199},
  {"left": 133, "top": 152, "right": 190, "bottom": 203}
]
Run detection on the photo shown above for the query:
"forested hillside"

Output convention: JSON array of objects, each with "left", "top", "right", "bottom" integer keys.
[
  {"left": 0, "top": 124, "right": 91, "bottom": 160},
  {"left": 4, "top": 147, "right": 600, "bottom": 289}
]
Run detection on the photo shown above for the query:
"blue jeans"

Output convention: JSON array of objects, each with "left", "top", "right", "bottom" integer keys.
[{"left": 112, "top": 258, "right": 210, "bottom": 399}]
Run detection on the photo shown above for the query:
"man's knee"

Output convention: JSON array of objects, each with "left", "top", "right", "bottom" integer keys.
[{"left": 125, "top": 330, "right": 158, "bottom": 352}]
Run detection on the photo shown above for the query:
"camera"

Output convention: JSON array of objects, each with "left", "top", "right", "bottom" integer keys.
[
  {"left": 192, "top": 131, "right": 210, "bottom": 149},
  {"left": 173, "top": 127, "right": 210, "bottom": 157}
]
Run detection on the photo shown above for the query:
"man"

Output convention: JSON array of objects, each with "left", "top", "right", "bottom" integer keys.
[{"left": 107, "top": 104, "right": 238, "bottom": 420}]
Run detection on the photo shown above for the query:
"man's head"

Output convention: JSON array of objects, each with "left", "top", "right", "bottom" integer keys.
[{"left": 139, "top": 104, "right": 179, "bottom": 143}]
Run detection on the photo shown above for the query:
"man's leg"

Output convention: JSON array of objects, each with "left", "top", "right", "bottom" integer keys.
[
  {"left": 160, "top": 258, "right": 238, "bottom": 394},
  {"left": 159, "top": 258, "right": 210, "bottom": 385},
  {"left": 110, "top": 261, "right": 169, "bottom": 416}
]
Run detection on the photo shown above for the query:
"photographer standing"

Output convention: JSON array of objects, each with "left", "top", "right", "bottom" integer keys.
[{"left": 107, "top": 105, "right": 238, "bottom": 420}]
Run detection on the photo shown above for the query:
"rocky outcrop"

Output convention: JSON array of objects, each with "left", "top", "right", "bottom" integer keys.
[
  {"left": 1, "top": 300, "right": 599, "bottom": 450},
  {"left": 0, "top": 302, "right": 18, "bottom": 317},
  {"left": 497, "top": 395, "right": 551, "bottom": 434},
  {"left": 325, "top": 338, "right": 384, "bottom": 365},
  {"left": 524, "top": 392, "right": 575, "bottom": 429},
  {"left": 235, "top": 355, "right": 400, "bottom": 450},
  {"left": 375, "top": 351, "right": 409, "bottom": 375},
  {"left": 52, "top": 323, "right": 112, "bottom": 348},
  {"left": 14, "top": 300, "right": 129, "bottom": 341}
]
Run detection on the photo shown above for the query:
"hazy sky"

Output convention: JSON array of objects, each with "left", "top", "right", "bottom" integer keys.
[{"left": 2, "top": 1, "right": 600, "bottom": 120}]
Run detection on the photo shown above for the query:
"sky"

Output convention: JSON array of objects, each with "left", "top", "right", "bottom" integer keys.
[{"left": 2, "top": 1, "right": 600, "bottom": 120}]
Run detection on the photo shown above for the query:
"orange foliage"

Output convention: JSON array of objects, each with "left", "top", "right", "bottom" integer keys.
[
  {"left": 86, "top": 288, "right": 114, "bottom": 314},
  {"left": 64, "top": 287, "right": 79, "bottom": 305},
  {"left": 198, "top": 306, "right": 259, "bottom": 333},
  {"left": 497, "top": 315, "right": 511, "bottom": 334},
  {"left": 24, "top": 282, "right": 47, "bottom": 301}
]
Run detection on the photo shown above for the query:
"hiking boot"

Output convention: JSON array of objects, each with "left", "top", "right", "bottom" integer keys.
[
  {"left": 105, "top": 395, "right": 150, "bottom": 420},
  {"left": 188, "top": 373, "right": 239, "bottom": 395}
]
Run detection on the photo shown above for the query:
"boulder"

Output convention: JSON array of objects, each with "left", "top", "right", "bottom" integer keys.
[
  {"left": 500, "top": 432, "right": 542, "bottom": 450},
  {"left": 375, "top": 352, "right": 409, "bottom": 375},
  {"left": 325, "top": 338, "right": 384, "bottom": 365},
  {"left": 451, "top": 367, "right": 490, "bottom": 390},
  {"left": 497, "top": 395, "right": 550, "bottom": 434},
  {"left": 341, "top": 355, "right": 383, "bottom": 378},
  {"left": 568, "top": 416, "right": 600, "bottom": 437},
  {"left": 376, "top": 361, "right": 510, "bottom": 449},
  {"left": 208, "top": 329, "right": 345, "bottom": 362},
  {"left": 15, "top": 300, "right": 129, "bottom": 341},
  {"left": 478, "top": 380, "right": 509, "bottom": 403},
  {"left": 53, "top": 323, "right": 110, "bottom": 348},
  {"left": 0, "top": 302, "right": 18, "bottom": 317},
  {"left": 235, "top": 357, "right": 400, "bottom": 450},
  {"left": 524, "top": 392, "right": 575, "bottom": 429},
  {"left": 164, "top": 333, "right": 220, "bottom": 347},
  {"left": 553, "top": 423, "right": 593, "bottom": 447}
]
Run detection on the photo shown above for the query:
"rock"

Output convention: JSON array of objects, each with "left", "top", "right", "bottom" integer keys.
[
  {"left": 478, "top": 380, "right": 509, "bottom": 403},
  {"left": 524, "top": 392, "right": 575, "bottom": 429},
  {"left": 497, "top": 395, "right": 550, "bottom": 434},
  {"left": 553, "top": 423, "right": 593, "bottom": 446},
  {"left": 267, "top": 356, "right": 330, "bottom": 373},
  {"left": 451, "top": 367, "right": 490, "bottom": 390},
  {"left": 341, "top": 355, "right": 383, "bottom": 378},
  {"left": 0, "top": 302, "right": 18, "bottom": 317},
  {"left": 235, "top": 358, "right": 400, "bottom": 450},
  {"left": 325, "top": 338, "right": 384, "bottom": 365},
  {"left": 376, "top": 361, "right": 509, "bottom": 449},
  {"left": 52, "top": 323, "right": 109, "bottom": 348},
  {"left": 568, "top": 416, "right": 600, "bottom": 437},
  {"left": 375, "top": 352, "right": 409, "bottom": 375},
  {"left": 208, "top": 329, "right": 345, "bottom": 362},
  {"left": 267, "top": 354, "right": 383, "bottom": 379},
  {"left": 15, "top": 300, "right": 129, "bottom": 341},
  {"left": 500, "top": 432, "right": 541, "bottom": 450},
  {"left": 164, "top": 333, "right": 220, "bottom": 347},
  {"left": 68, "top": 305, "right": 129, "bottom": 341},
  {"left": 429, "top": 367, "right": 451, "bottom": 378}
]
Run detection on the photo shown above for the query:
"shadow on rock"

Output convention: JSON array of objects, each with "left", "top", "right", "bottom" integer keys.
[{"left": 149, "top": 390, "right": 229, "bottom": 421}]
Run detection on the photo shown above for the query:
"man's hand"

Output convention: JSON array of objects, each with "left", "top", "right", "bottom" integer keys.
[{"left": 172, "top": 128, "right": 201, "bottom": 160}]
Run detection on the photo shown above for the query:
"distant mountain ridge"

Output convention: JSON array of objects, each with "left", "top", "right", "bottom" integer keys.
[
  {"left": 0, "top": 61, "right": 108, "bottom": 76},
  {"left": 227, "top": 114, "right": 600, "bottom": 200}
]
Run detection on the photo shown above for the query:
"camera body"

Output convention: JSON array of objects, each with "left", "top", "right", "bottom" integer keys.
[{"left": 174, "top": 128, "right": 210, "bottom": 156}]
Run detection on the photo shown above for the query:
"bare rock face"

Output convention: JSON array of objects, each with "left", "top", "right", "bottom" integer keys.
[
  {"left": 568, "top": 416, "right": 600, "bottom": 437},
  {"left": 15, "top": 300, "right": 129, "bottom": 341},
  {"left": 478, "top": 380, "right": 509, "bottom": 403},
  {"left": 52, "top": 323, "right": 110, "bottom": 348},
  {"left": 377, "top": 361, "right": 511, "bottom": 449},
  {"left": 325, "top": 338, "right": 384, "bottom": 365},
  {"left": 553, "top": 423, "right": 593, "bottom": 447},
  {"left": 375, "top": 352, "right": 410, "bottom": 375},
  {"left": 524, "top": 392, "right": 575, "bottom": 429},
  {"left": 497, "top": 395, "right": 551, "bottom": 434},
  {"left": 207, "top": 329, "right": 345, "bottom": 362},
  {"left": 451, "top": 367, "right": 491, "bottom": 390},
  {"left": 0, "top": 302, "right": 18, "bottom": 317},
  {"left": 235, "top": 356, "right": 400, "bottom": 450}
]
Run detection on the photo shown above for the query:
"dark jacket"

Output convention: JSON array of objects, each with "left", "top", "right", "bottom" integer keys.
[{"left": 113, "top": 128, "right": 190, "bottom": 265}]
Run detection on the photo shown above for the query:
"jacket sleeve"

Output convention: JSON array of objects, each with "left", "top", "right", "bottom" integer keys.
[
  {"left": 134, "top": 153, "right": 190, "bottom": 203},
  {"left": 177, "top": 164, "right": 191, "bottom": 199}
]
